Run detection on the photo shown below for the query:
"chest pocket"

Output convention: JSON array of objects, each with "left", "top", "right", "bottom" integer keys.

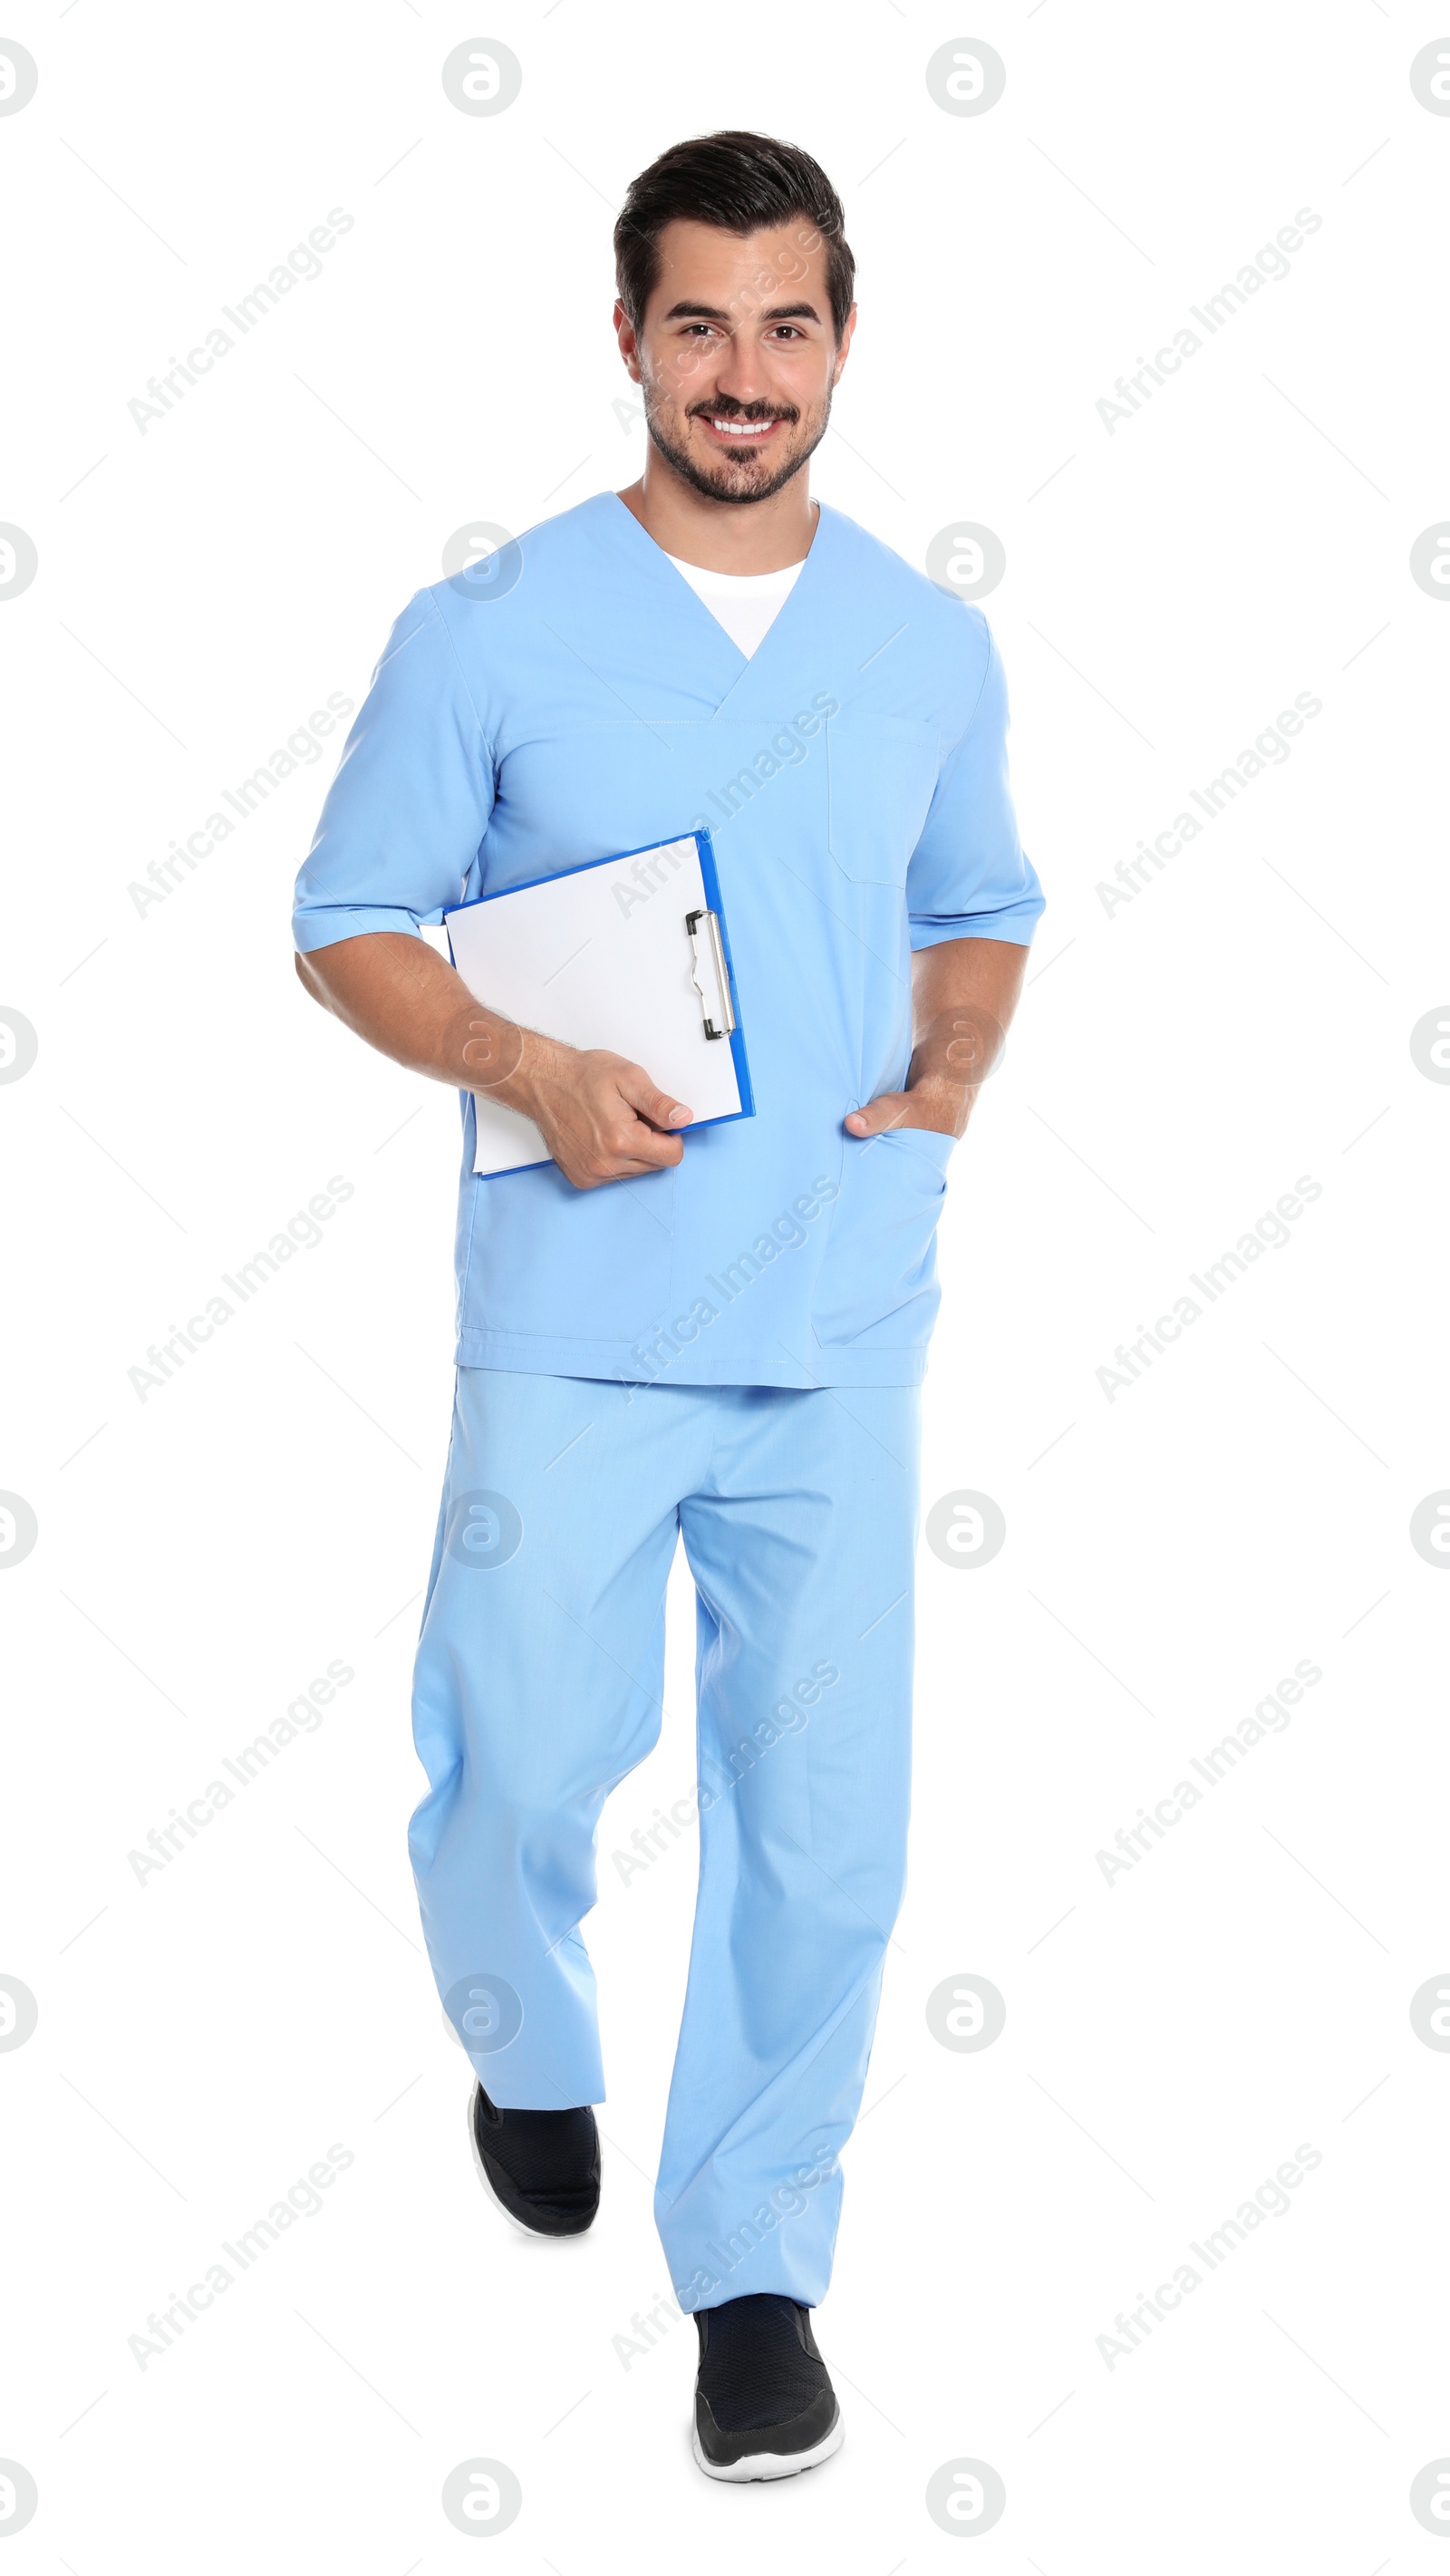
[{"left": 826, "top": 715, "right": 940, "bottom": 887}]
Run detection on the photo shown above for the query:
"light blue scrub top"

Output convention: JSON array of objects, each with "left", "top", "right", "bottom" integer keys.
[{"left": 293, "top": 493, "right": 1045, "bottom": 1388}]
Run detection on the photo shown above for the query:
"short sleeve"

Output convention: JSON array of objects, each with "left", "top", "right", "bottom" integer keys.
[
  {"left": 292, "top": 588, "right": 495, "bottom": 954},
  {"left": 905, "top": 623, "right": 1045, "bottom": 951}
]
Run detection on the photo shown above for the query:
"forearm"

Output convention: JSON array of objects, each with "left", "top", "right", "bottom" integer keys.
[
  {"left": 295, "top": 931, "right": 529, "bottom": 1104},
  {"left": 846, "top": 935, "right": 1029, "bottom": 1140},
  {"left": 906, "top": 936, "right": 1029, "bottom": 1137}
]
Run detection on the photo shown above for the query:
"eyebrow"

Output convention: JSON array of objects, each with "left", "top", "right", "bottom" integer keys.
[{"left": 659, "top": 298, "right": 824, "bottom": 326}]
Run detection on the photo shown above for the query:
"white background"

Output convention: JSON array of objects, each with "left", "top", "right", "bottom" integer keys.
[{"left": 4, "top": 1, "right": 1449, "bottom": 2566}]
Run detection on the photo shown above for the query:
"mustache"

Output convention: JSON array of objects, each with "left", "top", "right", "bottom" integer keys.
[{"left": 686, "top": 399, "right": 800, "bottom": 424}]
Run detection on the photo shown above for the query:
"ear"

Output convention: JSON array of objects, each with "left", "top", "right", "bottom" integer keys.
[
  {"left": 831, "top": 304, "right": 858, "bottom": 387},
  {"left": 613, "top": 298, "right": 643, "bottom": 383}
]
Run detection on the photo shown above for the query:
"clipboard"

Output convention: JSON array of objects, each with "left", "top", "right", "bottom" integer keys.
[{"left": 444, "top": 830, "right": 754, "bottom": 1177}]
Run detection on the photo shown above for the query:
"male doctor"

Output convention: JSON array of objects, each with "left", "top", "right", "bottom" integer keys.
[{"left": 294, "top": 130, "right": 1043, "bottom": 2483}]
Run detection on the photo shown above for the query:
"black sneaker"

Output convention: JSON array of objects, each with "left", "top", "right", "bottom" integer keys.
[
  {"left": 692, "top": 2293, "right": 843, "bottom": 2482},
  {"left": 467, "top": 2082, "right": 600, "bottom": 2237}
]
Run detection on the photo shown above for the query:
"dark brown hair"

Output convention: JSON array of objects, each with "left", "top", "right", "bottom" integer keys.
[{"left": 614, "top": 131, "right": 855, "bottom": 341}]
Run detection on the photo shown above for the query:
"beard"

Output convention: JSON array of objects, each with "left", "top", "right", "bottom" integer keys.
[{"left": 643, "top": 388, "right": 832, "bottom": 507}]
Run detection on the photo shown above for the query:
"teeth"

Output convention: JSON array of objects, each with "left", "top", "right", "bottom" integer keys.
[{"left": 708, "top": 418, "right": 775, "bottom": 436}]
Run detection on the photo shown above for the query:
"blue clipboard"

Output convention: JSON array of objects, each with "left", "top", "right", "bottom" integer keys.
[{"left": 445, "top": 828, "right": 754, "bottom": 1177}]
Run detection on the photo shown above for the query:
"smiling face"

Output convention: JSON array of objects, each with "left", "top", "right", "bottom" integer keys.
[{"left": 616, "top": 218, "right": 856, "bottom": 508}]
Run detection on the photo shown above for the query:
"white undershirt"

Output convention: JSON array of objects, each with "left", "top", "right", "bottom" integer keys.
[{"left": 664, "top": 552, "right": 806, "bottom": 660}]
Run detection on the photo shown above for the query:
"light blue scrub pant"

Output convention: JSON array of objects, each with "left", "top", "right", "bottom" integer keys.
[{"left": 409, "top": 1367, "right": 920, "bottom": 2311}]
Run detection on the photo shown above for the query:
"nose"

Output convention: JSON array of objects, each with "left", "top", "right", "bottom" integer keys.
[{"left": 705, "top": 334, "right": 769, "bottom": 411}]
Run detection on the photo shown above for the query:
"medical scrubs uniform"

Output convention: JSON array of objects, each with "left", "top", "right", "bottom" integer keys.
[{"left": 294, "top": 492, "right": 1043, "bottom": 2308}]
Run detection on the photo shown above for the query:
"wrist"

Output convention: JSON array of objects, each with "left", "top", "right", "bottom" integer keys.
[
  {"left": 492, "top": 1024, "right": 558, "bottom": 1119},
  {"left": 447, "top": 1001, "right": 533, "bottom": 1108},
  {"left": 904, "top": 1071, "right": 971, "bottom": 1138}
]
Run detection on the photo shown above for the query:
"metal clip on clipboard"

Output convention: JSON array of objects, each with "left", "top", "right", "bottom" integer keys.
[{"left": 685, "top": 908, "right": 735, "bottom": 1041}]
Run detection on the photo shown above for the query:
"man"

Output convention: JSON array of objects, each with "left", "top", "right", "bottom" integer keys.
[{"left": 294, "top": 130, "right": 1043, "bottom": 2483}]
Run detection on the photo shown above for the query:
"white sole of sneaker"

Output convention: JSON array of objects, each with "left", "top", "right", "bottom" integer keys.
[{"left": 692, "top": 2411, "right": 844, "bottom": 2483}]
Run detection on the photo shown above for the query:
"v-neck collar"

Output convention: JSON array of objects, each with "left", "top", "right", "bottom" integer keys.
[{"left": 604, "top": 489, "right": 831, "bottom": 717}]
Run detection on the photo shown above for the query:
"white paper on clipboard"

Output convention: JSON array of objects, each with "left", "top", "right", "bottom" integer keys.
[{"left": 445, "top": 836, "right": 750, "bottom": 1177}]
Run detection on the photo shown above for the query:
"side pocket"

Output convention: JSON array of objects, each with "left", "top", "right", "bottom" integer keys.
[{"left": 813, "top": 1129, "right": 953, "bottom": 1347}]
